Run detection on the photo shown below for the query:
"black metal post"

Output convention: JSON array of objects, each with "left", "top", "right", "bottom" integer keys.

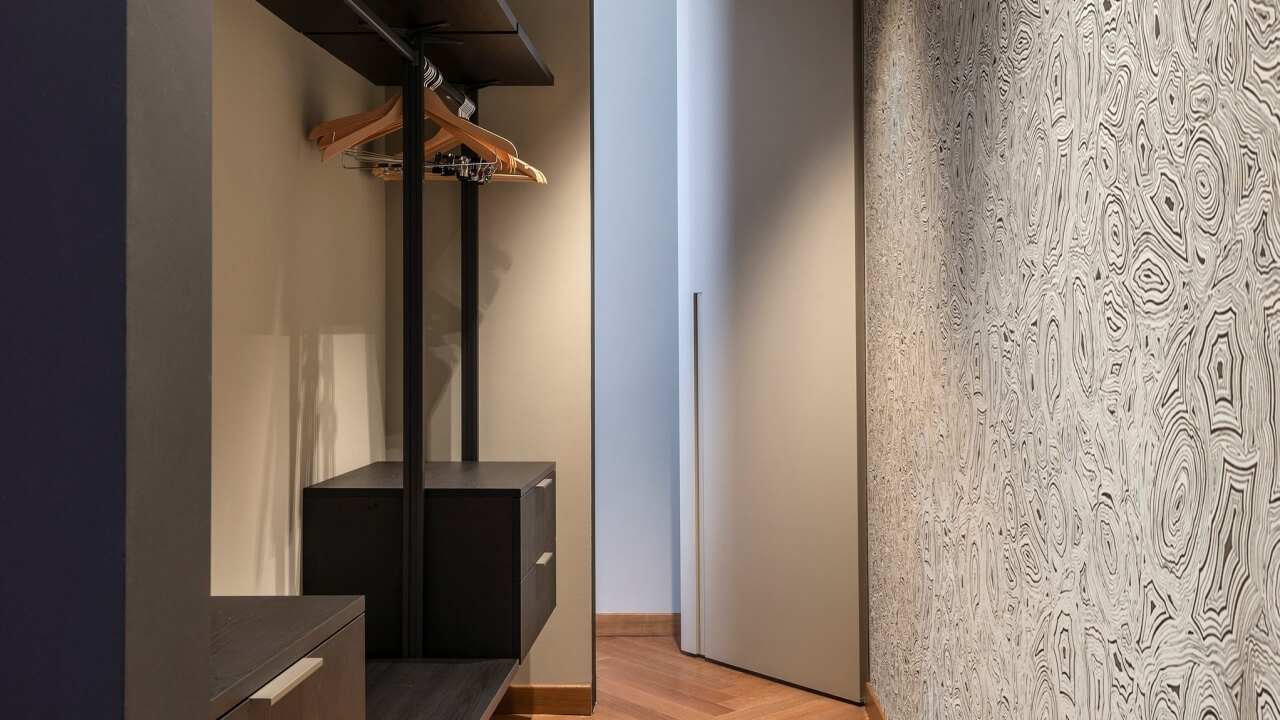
[
  {"left": 402, "top": 33, "right": 426, "bottom": 659},
  {"left": 461, "top": 98, "right": 480, "bottom": 462}
]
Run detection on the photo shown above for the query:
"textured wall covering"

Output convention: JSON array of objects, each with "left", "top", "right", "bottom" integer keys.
[{"left": 865, "top": 0, "right": 1280, "bottom": 717}]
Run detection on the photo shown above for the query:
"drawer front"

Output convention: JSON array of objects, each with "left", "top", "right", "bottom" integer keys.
[
  {"left": 221, "top": 616, "right": 366, "bottom": 720},
  {"left": 517, "top": 473, "right": 556, "bottom": 580},
  {"left": 303, "top": 493, "right": 402, "bottom": 658},
  {"left": 518, "top": 546, "right": 557, "bottom": 659}
]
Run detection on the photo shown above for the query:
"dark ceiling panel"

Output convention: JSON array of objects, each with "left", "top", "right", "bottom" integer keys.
[
  {"left": 256, "top": 0, "right": 518, "bottom": 34},
  {"left": 253, "top": 0, "right": 553, "bottom": 88},
  {"left": 310, "top": 29, "right": 553, "bottom": 87}
]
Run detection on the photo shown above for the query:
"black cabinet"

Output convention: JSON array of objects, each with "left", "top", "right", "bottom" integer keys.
[{"left": 302, "top": 461, "right": 556, "bottom": 660}]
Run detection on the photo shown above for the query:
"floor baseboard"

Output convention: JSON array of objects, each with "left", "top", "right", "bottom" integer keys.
[
  {"left": 865, "top": 682, "right": 886, "bottom": 720},
  {"left": 595, "top": 613, "right": 680, "bottom": 637},
  {"left": 496, "top": 684, "right": 593, "bottom": 716}
]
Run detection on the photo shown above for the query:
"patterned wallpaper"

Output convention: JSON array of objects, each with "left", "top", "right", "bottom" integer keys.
[{"left": 864, "top": 0, "right": 1280, "bottom": 717}]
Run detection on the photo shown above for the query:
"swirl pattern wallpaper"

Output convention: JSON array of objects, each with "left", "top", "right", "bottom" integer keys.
[{"left": 864, "top": 0, "right": 1280, "bottom": 716}]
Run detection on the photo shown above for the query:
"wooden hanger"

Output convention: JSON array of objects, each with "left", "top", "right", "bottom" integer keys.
[
  {"left": 423, "top": 128, "right": 463, "bottom": 156},
  {"left": 368, "top": 128, "right": 466, "bottom": 172},
  {"left": 510, "top": 157, "right": 547, "bottom": 184},
  {"left": 315, "top": 90, "right": 508, "bottom": 169},
  {"left": 311, "top": 90, "right": 547, "bottom": 184},
  {"left": 318, "top": 94, "right": 406, "bottom": 161},
  {"left": 309, "top": 92, "right": 402, "bottom": 147},
  {"left": 420, "top": 89, "right": 518, "bottom": 161},
  {"left": 373, "top": 169, "right": 543, "bottom": 184},
  {"left": 421, "top": 94, "right": 544, "bottom": 182}
]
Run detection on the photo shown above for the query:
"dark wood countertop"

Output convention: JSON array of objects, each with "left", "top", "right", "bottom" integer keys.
[{"left": 209, "top": 595, "right": 364, "bottom": 719}]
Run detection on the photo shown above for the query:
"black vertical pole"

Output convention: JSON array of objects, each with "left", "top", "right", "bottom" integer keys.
[
  {"left": 402, "top": 34, "right": 426, "bottom": 659},
  {"left": 461, "top": 97, "right": 480, "bottom": 462}
]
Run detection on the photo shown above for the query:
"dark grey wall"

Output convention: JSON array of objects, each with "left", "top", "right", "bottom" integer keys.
[
  {"left": 0, "top": 1, "right": 210, "bottom": 717},
  {"left": 1, "top": 3, "right": 129, "bottom": 716},
  {"left": 866, "top": 0, "right": 1280, "bottom": 717}
]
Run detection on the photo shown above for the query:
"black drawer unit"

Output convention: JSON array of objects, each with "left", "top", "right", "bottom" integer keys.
[{"left": 302, "top": 461, "right": 557, "bottom": 660}]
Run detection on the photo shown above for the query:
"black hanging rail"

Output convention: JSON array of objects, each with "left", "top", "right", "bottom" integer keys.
[
  {"left": 336, "top": 0, "right": 476, "bottom": 661},
  {"left": 461, "top": 100, "right": 480, "bottom": 462},
  {"left": 400, "top": 27, "right": 426, "bottom": 659},
  {"left": 336, "top": 0, "right": 489, "bottom": 660}
]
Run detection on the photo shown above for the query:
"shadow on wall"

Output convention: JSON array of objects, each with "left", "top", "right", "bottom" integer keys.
[
  {"left": 384, "top": 178, "right": 513, "bottom": 461},
  {"left": 211, "top": 0, "right": 390, "bottom": 598},
  {"left": 293, "top": 334, "right": 336, "bottom": 497},
  {"left": 426, "top": 218, "right": 514, "bottom": 457}
]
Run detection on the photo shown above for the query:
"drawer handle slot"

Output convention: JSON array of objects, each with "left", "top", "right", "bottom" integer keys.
[
  {"left": 536, "top": 477, "right": 553, "bottom": 489},
  {"left": 250, "top": 657, "right": 324, "bottom": 706},
  {"left": 536, "top": 551, "right": 554, "bottom": 566}
]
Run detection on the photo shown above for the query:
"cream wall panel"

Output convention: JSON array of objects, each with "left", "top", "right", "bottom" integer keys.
[
  {"left": 469, "top": 0, "right": 593, "bottom": 685},
  {"left": 212, "top": 0, "right": 387, "bottom": 596}
]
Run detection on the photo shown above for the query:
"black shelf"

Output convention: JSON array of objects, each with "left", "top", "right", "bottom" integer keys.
[
  {"left": 253, "top": 0, "right": 518, "bottom": 33},
  {"left": 255, "top": 0, "right": 553, "bottom": 87},
  {"left": 366, "top": 658, "right": 518, "bottom": 720},
  {"left": 309, "top": 460, "right": 555, "bottom": 496}
]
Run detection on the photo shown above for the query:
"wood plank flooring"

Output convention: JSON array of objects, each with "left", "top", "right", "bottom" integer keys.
[{"left": 495, "top": 636, "right": 867, "bottom": 720}]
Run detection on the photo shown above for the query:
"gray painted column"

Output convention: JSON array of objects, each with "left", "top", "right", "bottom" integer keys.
[{"left": 126, "top": 1, "right": 212, "bottom": 717}]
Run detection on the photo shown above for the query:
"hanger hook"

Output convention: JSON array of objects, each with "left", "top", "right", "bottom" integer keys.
[{"left": 423, "top": 60, "right": 444, "bottom": 91}]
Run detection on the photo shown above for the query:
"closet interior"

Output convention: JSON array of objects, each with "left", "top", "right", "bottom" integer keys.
[{"left": 209, "top": 1, "right": 557, "bottom": 718}]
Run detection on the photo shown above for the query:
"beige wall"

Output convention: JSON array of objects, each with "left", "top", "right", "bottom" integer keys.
[
  {"left": 384, "top": 0, "right": 594, "bottom": 686},
  {"left": 211, "top": 0, "right": 388, "bottom": 595},
  {"left": 480, "top": 0, "right": 593, "bottom": 686}
]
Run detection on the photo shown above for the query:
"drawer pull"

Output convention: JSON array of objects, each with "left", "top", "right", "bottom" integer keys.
[
  {"left": 536, "top": 477, "right": 553, "bottom": 489},
  {"left": 536, "top": 551, "right": 553, "bottom": 566},
  {"left": 250, "top": 657, "right": 324, "bottom": 706}
]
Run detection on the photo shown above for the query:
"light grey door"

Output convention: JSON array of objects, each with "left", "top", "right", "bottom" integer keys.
[{"left": 678, "top": 0, "right": 863, "bottom": 702}]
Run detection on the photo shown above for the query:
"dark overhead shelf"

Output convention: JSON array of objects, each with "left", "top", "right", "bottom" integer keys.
[
  {"left": 255, "top": 0, "right": 518, "bottom": 33},
  {"left": 255, "top": 0, "right": 553, "bottom": 87}
]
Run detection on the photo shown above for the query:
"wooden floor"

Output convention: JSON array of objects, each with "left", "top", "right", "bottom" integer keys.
[{"left": 495, "top": 636, "right": 867, "bottom": 720}]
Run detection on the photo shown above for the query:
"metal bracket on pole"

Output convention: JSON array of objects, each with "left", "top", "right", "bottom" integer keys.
[
  {"left": 342, "top": 0, "right": 416, "bottom": 61},
  {"left": 342, "top": 0, "right": 474, "bottom": 117}
]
